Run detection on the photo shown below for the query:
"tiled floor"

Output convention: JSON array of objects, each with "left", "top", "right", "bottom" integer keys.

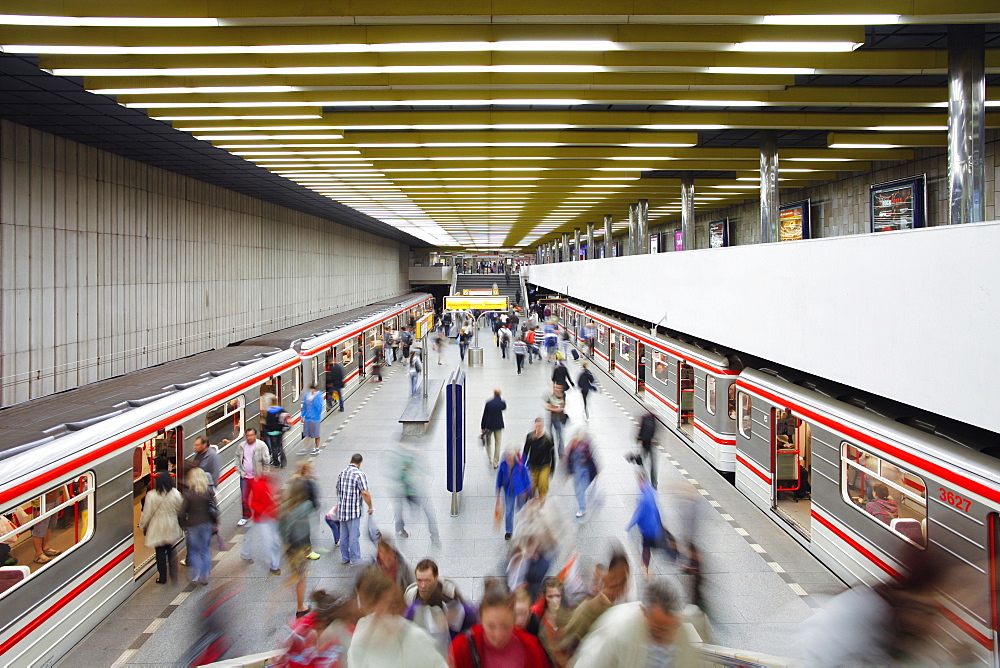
[{"left": 57, "top": 332, "right": 845, "bottom": 667}]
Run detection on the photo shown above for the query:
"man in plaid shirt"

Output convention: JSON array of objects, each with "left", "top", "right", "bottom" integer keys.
[{"left": 337, "top": 453, "right": 373, "bottom": 566}]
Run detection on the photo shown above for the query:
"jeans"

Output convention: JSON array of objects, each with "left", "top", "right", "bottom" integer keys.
[
  {"left": 186, "top": 522, "right": 213, "bottom": 583},
  {"left": 500, "top": 341, "right": 508, "bottom": 359},
  {"left": 394, "top": 496, "right": 440, "bottom": 541},
  {"left": 325, "top": 517, "right": 341, "bottom": 544},
  {"left": 266, "top": 432, "right": 286, "bottom": 468},
  {"left": 339, "top": 516, "right": 362, "bottom": 564},
  {"left": 154, "top": 544, "right": 176, "bottom": 582},
  {"left": 459, "top": 344, "right": 468, "bottom": 361},
  {"left": 581, "top": 390, "right": 591, "bottom": 418},
  {"left": 331, "top": 386, "right": 344, "bottom": 411},
  {"left": 550, "top": 418, "right": 566, "bottom": 457},
  {"left": 241, "top": 518, "right": 281, "bottom": 570},
  {"left": 573, "top": 467, "right": 591, "bottom": 513},
  {"left": 409, "top": 372, "right": 419, "bottom": 395},
  {"left": 515, "top": 354, "right": 525, "bottom": 374},
  {"left": 240, "top": 477, "right": 252, "bottom": 519},
  {"left": 642, "top": 440, "right": 658, "bottom": 489},
  {"left": 504, "top": 494, "right": 526, "bottom": 534}
]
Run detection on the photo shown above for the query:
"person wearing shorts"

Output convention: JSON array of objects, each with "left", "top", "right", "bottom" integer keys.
[
  {"left": 300, "top": 384, "right": 325, "bottom": 456},
  {"left": 32, "top": 514, "right": 60, "bottom": 565}
]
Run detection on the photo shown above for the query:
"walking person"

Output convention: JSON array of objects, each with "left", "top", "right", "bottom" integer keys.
[
  {"left": 390, "top": 329, "right": 401, "bottom": 365},
  {"left": 138, "top": 472, "right": 183, "bottom": 584},
  {"left": 300, "top": 383, "right": 325, "bottom": 456},
  {"left": 627, "top": 472, "right": 676, "bottom": 580},
  {"left": 560, "top": 327, "right": 571, "bottom": 361},
  {"left": 264, "top": 398, "right": 291, "bottom": 469},
  {"left": 236, "top": 428, "right": 269, "bottom": 526},
  {"left": 495, "top": 450, "right": 531, "bottom": 542},
  {"left": 276, "top": 475, "right": 315, "bottom": 618},
  {"left": 565, "top": 430, "right": 599, "bottom": 519},
  {"left": 240, "top": 471, "right": 282, "bottom": 574},
  {"left": 577, "top": 362, "right": 597, "bottom": 420},
  {"left": 191, "top": 436, "right": 219, "bottom": 490},
  {"left": 523, "top": 418, "right": 556, "bottom": 499},
  {"left": 480, "top": 389, "right": 506, "bottom": 469},
  {"left": 513, "top": 336, "right": 528, "bottom": 375},
  {"left": 637, "top": 408, "right": 659, "bottom": 489},
  {"left": 457, "top": 328, "right": 470, "bottom": 363},
  {"left": 544, "top": 383, "right": 568, "bottom": 457},
  {"left": 393, "top": 444, "right": 440, "bottom": 543},
  {"left": 406, "top": 350, "right": 422, "bottom": 396},
  {"left": 434, "top": 328, "right": 446, "bottom": 365},
  {"left": 498, "top": 323, "right": 512, "bottom": 360},
  {"left": 337, "top": 453, "right": 373, "bottom": 567},
  {"left": 447, "top": 579, "right": 551, "bottom": 667},
  {"left": 179, "top": 467, "right": 216, "bottom": 585},
  {"left": 551, "top": 360, "right": 574, "bottom": 393},
  {"left": 327, "top": 361, "right": 345, "bottom": 411}
]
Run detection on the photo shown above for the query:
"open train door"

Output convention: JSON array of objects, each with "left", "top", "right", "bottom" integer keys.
[
  {"left": 132, "top": 427, "right": 183, "bottom": 575},
  {"left": 636, "top": 342, "right": 646, "bottom": 395}
]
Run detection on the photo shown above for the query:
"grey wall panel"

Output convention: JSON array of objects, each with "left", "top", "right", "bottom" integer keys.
[{"left": 0, "top": 119, "right": 411, "bottom": 406}]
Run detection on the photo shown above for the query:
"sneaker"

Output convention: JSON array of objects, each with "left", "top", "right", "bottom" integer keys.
[
  {"left": 295, "top": 608, "right": 312, "bottom": 618},
  {"left": 504, "top": 533, "right": 512, "bottom": 541},
  {"left": 296, "top": 450, "right": 309, "bottom": 456},
  {"left": 397, "top": 529, "right": 409, "bottom": 538},
  {"left": 309, "top": 449, "right": 320, "bottom": 456},
  {"left": 269, "top": 569, "right": 282, "bottom": 576},
  {"left": 180, "top": 559, "right": 187, "bottom": 566},
  {"left": 341, "top": 560, "right": 350, "bottom": 565},
  {"left": 306, "top": 552, "right": 320, "bottom": 560},
  {"left": 237, "top": 518, "right": 248, "bottom": 527},
  {"left": 576, "top": 510, "right": 586, "bottom": 518}
]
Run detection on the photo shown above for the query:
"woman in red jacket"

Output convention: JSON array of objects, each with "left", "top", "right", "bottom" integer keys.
[{"left": 448, "top": 579, "right": 551, "bottom": 668}]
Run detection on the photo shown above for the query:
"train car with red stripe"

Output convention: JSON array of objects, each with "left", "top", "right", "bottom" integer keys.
[
  {"left": 734, "top": 368, "right": 999, "bottom": 663},
  {"left": 555, "top": 301, "right": 740, "bottom": 472},
  {"left": 0, "top": 293, "right": 433, "bottom": 667},
  {"left": 0, "top": 345, "right": 297, "bottom": 668}
]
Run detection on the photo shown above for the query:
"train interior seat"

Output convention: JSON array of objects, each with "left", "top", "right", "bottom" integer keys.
[
  {"left": 0, "top": 565, "right": 29, "bottom": 594},
  {"left": 890, "top": 518, "right": 923, "bottom": 544}
]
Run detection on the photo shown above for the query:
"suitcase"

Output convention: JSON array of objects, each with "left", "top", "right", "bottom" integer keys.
[{"left": 571, "top": 348, "right": 580, "bottom": 361}]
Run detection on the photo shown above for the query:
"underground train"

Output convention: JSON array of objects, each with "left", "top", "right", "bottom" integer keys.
[
  {"left": 0, "top": 293, "right": 432, "bottom": 668},
  {"left": 551, "top": 298, "right": 1000, "bottom": 665}
]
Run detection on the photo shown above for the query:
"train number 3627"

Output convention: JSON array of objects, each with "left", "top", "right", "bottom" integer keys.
[{"left": 939, "top": 488, "right": 972, "bottom": 512}]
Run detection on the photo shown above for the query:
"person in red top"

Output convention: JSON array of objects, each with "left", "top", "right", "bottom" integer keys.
[
  {"left": 240, "top": 472, "right": 282, "bottom": 574},
  {"left": 448, "top": 579, "right": 551, "bottom": 668}
]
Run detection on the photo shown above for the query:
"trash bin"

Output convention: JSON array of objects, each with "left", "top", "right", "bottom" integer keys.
[{"left": 467, "top": 347, "right": 484, "bottom": 366}]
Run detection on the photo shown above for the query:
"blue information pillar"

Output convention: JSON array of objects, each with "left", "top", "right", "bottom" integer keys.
[{"left": 445, "top": 369, "right": 467, "bottom": 515}]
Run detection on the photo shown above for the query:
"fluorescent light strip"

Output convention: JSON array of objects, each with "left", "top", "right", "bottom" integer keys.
[
  {"left": 152, "top": 115, "right": 322, "bottom": 121},
  {"left": 52, "top": 65, "right": 608, "bottom": 77},
  {"left": 0, "top": 14, "right": 218, "bottom": 27},
  {"left": 761, "top": 14, "right": 900, "bottom": 25},
  {"left": 866, "top": 126, "right": 947, "bottom": 131},
  {"left": 129, "top": 99, "right": 593, "bottom": 109},
  {"left": 828, "top": 143, "right": 900, "bottom": 149},
  {"left": 732, "top": 41, "right": 861, "bottom": 52},
  {"left": 706, "top": 67, "right": 815, "bottom": 75},
  {"left": 8, "top": 40, "right": 617, "bottom": 55},
  {"left": 95, "top": 86, "right": 297, "bottom": 95},
  {"left": 662, "top": 100, "right": 765, "bottom": 107},
  {"left": 180, "top": 125, "right": 341, "bottom": 131},
  {"left": 195, "top": 134, "right": 343, "bottom": 140}
]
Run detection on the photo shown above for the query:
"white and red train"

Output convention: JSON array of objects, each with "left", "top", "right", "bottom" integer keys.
[
  {"left": 0, "top": 293, "right": 433, "bottom": 668},
  {"left": 552, "top": 298, "right": 1000, "bottom": 665}
]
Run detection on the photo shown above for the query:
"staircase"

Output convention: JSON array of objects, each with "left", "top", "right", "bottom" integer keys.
[{"left": 454, "top": 273, "right": 521, "bottom": 305}]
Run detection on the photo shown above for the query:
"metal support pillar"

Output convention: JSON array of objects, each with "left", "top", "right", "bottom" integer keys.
[
  {"left": 627, "top": 203, "right": 638, "bottom": 256},
  {"left": 573, "top": 228, "right": 581, "bottom": 261},
  {"left": 948, "top": 25, "right": 986, "bottom": 225},
  {"left": 560, "top": 233, "right": 569, "bottom": 262},
  {"left": 636, "top": 200, "right": 649, "bottom": 254},
  {"left": 603, "top": 214, "right": 613, "bottom": 258},
  {"left": 759, "top": 132, "right": 779, "bottom": 244},
  {"left": 586, "top": 222, "right": 595, "bottom": 259},
  {"left": 681, "top": 174, "right": 696, "bottom": 251}
]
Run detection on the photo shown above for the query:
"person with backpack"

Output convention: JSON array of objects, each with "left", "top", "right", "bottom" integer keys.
[
  {"left": 513, "top": 336, "right": 528, "bottom": 375},
  {"left": 577, "top": 362, "right": 597, "bottom": 420},
  {"left": 524, "top": 327, "right": 538, "bottom": 365},
  {"left": 636, "top": 408, "right": 659, "bottom": 489},
  {"left": 447, "top": 579, "right": 550, "bottom": 668},
  {"left": 327, "top": 361, "right": 345, "bottom": 411},
  {"left": 498, "top": 322, "right": 512, "bottom": 359},
  {"left": 401, "top": 327, "right": 414, "bottom": 359},
  {"left": 264, "top": 398, "right": 291, "bottom": 469},
  {"left": 565, "top": 430, "right": 598, "bottom": 519},
  {"left": 406, "top": 350, "right": 422, "bottom": 396},
  {"left": 457, "top": 328, "right": 471, "bottom": 363},
  {"left": 551, "top": 360, "right": 574, "bottom": 393}
]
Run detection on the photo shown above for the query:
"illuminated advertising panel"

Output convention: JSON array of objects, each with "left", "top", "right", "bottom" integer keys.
[{"left": 778, "top": 201, "right": 811, "bottom": 242}]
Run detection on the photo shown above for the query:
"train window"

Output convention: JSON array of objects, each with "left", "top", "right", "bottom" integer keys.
[
  {"left": 619, "top": 338, "right": 631, "bottom": 360},
  {"left": 841, "top": 443, "right": 927, "bottom": 548},
  {"left": 260, "top": 376, "right": 279, "bottom": 404},
  {"left": 597, "top": 326, "right": 607, "bottom": 346},
  {"left": 205, "top": 395, "right": 245, "bottom": 449},
  {"left": 341, "top": 343, "right": 354, "bottom": 366},
  {"left": 706, "top": 377, "right": 717, "bottom": 415},
  {"left": 0, "top": 473, "right": 95, "bottom": 590},
  {"left": 738, "top": 392, "right": 752, "bottom": 439},
  {"left": 653, "top": 353, "right": 668, "bottom": 383},
  {"left": 292, "top": 366, "right": 303, "bottom": 403},
  {"left": 728, "top": 384, "right": 737, "bottom": 420}
]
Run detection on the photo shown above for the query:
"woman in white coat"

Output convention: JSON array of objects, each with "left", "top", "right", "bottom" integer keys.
[{"left": 138, "top": 472, "right": 184, "bottom": 584}]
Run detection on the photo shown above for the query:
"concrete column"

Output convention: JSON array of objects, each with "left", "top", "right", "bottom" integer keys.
[
  {"left": 586, "top": 222, "right": 595, "bottom": 259},
  {"left": 603, "top": 214, "right": 613, "bottom": 258},
  {"left": 681, "top": 174, "right": 696, "bottom": 251},
  {"left": 635, "top": 199, "right": 649, "bottom": 254},
  {"left": 948, "top": 25, "right": 986, "bottom": 225},
  {"left": 573, "top": 228, "right": 581, "bottom": 261},
  {"left": 759, "top": 131, "right": 779, "bottom": 244},
  {"left": 561, "top": 232, "right": 569, "bottom": 262}
]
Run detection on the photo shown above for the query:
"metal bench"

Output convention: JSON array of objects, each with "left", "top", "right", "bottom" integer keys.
[{"left": 398, "top": 379, "right": 445, "bottom": 435}]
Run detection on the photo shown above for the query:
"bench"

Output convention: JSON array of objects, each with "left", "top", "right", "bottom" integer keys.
[{"left": 399, "top": 379, "right": 445, "bottom": 435}]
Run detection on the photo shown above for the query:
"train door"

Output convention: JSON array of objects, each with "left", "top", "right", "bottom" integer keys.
[
  {"left": 609, "top": 331, "right": 617, "bottom": 371},
  {"left": 772, "top": 407, "right": 812, "bottom": 537},
  {"left": 132, "top": 427, "right": 183, "bottom": 574},
  {"left": 357, "top": 334, "right": 366, "bottom": 378},
  {"left": 677, "top": 361, "right": 695, "bottom": 438},
  {"left": 989, "top": 513, "right": 999, "bottom": 668},
  {"left": 636, "top": 342, "right": 646, "bottom": 394}
]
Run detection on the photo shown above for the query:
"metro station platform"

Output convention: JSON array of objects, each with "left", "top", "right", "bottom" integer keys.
[{"left": 58, "top": 332, "right": 845, "bottom": 667}]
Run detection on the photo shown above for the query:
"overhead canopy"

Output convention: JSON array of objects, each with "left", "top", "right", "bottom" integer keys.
[{"left": 0, "top": 2, "right": 997, "bottom": 250}]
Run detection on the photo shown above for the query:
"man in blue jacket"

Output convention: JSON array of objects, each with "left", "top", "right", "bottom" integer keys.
[
  {"left": 627, "top": 473, "right": 676, "bottom": 579},
  {"left": 495, "top": 449, "right": 532, "bottom": 540},
  {"left": 300, "top": 383, "right": 325, "bottom": 456},
  {"left": 480, "top": 389, "right": 507, "bottom": 469}
]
